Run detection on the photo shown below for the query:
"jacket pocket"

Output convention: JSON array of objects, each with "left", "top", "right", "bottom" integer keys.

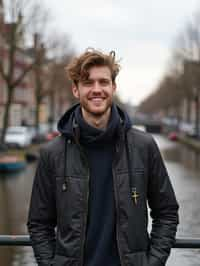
[
  {"left": 52, "top": 254, "right": 78, "bottom": 266},
  {"left": 55, "top": 176, "right": 85, "bottom": 255},
  {"left": 125, "top": 251, "right": 148, "bottom": 266},
  {"left": 148, "top": 255, "right": 164, "bottom": 266},
  {"left": 55, "top": 176, "right": 84, "bottom": 223}
]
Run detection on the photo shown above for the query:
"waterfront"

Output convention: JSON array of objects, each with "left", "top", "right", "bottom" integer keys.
[
  {"left": 155, "top": 135, "right": 200, "bottom": 266},
  {"left": 0, "top": 134, "right": 200, "bottom": 265}
]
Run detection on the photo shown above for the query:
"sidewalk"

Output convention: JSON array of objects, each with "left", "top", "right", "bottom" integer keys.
[{"left": 178, "top": 134, "right": 200, "bottom": 152}]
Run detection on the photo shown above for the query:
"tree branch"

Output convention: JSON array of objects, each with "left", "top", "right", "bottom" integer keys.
[
  {"left": 11, "top": 62, "right": 35, "bottom": 88},
  {"left": 0, "top": 61, "right": 8, "bottom": 82}
]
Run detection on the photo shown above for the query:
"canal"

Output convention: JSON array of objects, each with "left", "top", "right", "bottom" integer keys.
[{"left": 0, "top": 134, "right": 200, "bottom": 265}]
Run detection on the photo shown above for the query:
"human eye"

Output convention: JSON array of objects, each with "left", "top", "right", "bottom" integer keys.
[
  {"left": 82, "top": 80, "right": 93, "bottom": 86},
  {"left": 100, "top": 79, "right": 110, "bottom": 85}
]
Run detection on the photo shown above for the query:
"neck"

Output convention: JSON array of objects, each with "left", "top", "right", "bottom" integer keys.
[{"left": 81, "top": 107, "right": 111, "bottom": 129}]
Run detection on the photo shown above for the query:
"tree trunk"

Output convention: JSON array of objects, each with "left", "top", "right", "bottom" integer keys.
[
  {"left": 176, "top": 103, "right": 182, "bottom": 131},
  {"left": 34, "top": 62, "right": 42, "bottom": 134},
  {"left": 186, "top": 96, "right": 191, "bottom": 123},
  {"left": 35, "top": 95, "right": 40, "bottom": 135},
  {"left": 194, "top": 90, "right": 199, "bottom": 138},
  {"left": 48, "top": 90, "right": 55, "bottom": 131},
  {"left": 0, "top": 85, "right": 14, "bottom": 145}
]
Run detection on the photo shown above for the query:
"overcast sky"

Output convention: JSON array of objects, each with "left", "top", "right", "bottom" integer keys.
[{"left": 43, "top": 0, "right": 199, "bottom": 105}]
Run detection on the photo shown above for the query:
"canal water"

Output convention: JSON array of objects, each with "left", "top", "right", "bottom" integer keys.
[{"left": 0, "top": 134, "right": 200, "bottom": 265}]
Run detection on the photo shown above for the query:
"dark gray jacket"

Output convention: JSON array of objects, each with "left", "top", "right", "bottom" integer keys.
[{"left": 27, "top": 109, "right": 179, "bottom": 266}]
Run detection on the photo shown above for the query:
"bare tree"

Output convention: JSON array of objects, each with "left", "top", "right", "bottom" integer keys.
[
  {"left": 139, "top": 10, "right": 200, "bottom": 129},
  {"left": 36, "top": 33, "right": 76, "bottom": 131},
  {"left": 38, "top": 56, "right": 75, "bottom": 132},
  {"left": 0, "top": 0, "right": 49, "bottom": 144},
  {"left": 173, "top": 12, "right": 200, "bottom": 134}
]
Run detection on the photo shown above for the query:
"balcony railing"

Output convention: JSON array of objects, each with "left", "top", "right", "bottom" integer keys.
[{"left": 0, "top": 235, "right": 200, "bottom": 249}]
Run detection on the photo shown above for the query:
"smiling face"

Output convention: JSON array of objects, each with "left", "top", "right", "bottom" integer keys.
[{"left": 72, "top": 66, "right": 116, "bottom": 124}]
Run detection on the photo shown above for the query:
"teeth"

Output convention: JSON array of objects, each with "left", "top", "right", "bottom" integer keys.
[
  {"left": 92, "top": 97, "right": 104, "bottom": 99},
  {"left": 91, "top": 98, "right": 103, "bottom": 100}
]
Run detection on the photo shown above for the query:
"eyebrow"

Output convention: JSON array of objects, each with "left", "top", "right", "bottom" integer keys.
[{"left": 84, "top": 77, "right": 110, "bottom": 82}]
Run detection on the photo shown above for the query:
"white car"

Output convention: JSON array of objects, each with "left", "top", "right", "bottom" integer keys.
[
  {"left": 5, "top": 126, "right": 32, "bottom": 148},
  {"left": 179, "top": 122, "right": 195, "bottom": 137}
]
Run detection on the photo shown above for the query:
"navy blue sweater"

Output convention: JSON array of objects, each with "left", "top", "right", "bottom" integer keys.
[{"left": 75, "top": 106, "right": 121, "bottom": 266}]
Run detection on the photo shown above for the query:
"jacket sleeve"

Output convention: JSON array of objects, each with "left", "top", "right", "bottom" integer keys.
[
  {"left": 27, "top": 147, "right": 56, "bottom": 266},
  {"left": 147, "top": 137, "right": 179, "bottom": 266}
]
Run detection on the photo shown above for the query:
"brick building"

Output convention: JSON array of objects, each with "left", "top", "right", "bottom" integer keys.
[
  {"left": 0, "top": 0, "right": 49, "bottom": 128},
  {"left": 0, "top": 0, "right": 73, "bottom": 130}
]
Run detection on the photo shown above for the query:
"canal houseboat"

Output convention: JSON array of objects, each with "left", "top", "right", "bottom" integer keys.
[{"left": 0, "top": 155, "right": 26, "bottom": 172}]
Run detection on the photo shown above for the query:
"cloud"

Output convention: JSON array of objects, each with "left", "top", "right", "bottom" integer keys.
[
  {"left": 43, "top": 0, "right": 199, "bottom": 104},
  {"left": 117, "top": 40, "right": 170, "bottom": 104}
]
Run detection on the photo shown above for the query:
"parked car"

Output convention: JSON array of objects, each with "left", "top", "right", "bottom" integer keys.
[
  {"left": 179, "top": 122, "right": 196, "bottom": 137},
  {"left": 168, "top": 131, "right": 178, "bottom": 141},
  {"left": 132, "top": 125, "right": 146, "bottom": 132},
  {"left": 30, "top": 124, "right": 50, "bottom": 144},
  {"left": 46, "top": 130, "right": 60, "bottom": 141},
  {"left": 5, "top": 126, "right": 32, "bottom": 148}
]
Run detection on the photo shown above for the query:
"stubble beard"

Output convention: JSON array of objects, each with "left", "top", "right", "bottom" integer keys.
[{"left": 82, "top": 97, "right": 113, "bottom": 118}]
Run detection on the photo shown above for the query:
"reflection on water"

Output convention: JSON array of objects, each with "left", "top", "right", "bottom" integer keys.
[
  {"left": 12, "top": 247, "right": 36, "bottom": 266},
  {"left": 164, "top": 145, "right": 200, "bottom": 171},
  {"left": 0, "top": 162, "right": 36, "bottom": 265},
  {"left": 154, "top": 135, "right": 200, "bottom": 172},
  {"left": 0, "top": 135, "right": 200, "bottom": 265},
  {"left": 153, "top": 135, "right": 200, "bottom": 266}
]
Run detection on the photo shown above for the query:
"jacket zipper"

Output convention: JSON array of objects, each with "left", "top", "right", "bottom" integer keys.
[
  {"left": 65, "top": 137, "right": 90, "bottom": 266},
  {"left": 78, "top": 147, "right": 90, "bottom": 266},
  {"left": 112, "top": 167, "right": 125, "bottom": 266},
  {"left": 112, "top": 134, "right": 127, "bottom": 266},
  {"left": 80, "top": 171, "right": 89, "bottom": 266}
]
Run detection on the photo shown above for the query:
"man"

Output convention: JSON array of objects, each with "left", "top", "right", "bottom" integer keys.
[{"left": 27, "top": 49, "right": 179, "bottom": 266}]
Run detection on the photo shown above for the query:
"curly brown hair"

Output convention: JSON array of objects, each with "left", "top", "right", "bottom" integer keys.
[{"left": 65, "top": 48, "right": 120, "bottom": 86}]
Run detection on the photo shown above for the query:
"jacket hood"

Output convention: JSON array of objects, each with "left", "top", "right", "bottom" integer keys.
[
  {"left": 57, "top": 103, "right": 79, "bottom": 138},
  {"left": 57, "top": 103, "right": 132, "bottom": 139}
]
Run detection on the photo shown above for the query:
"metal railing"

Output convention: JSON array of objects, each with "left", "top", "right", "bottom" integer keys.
[{"left": 0, "top": 235, "right": 200, "bottom": 249}]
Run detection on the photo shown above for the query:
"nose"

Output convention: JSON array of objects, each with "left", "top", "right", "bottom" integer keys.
[{"left": 92, "top": 81, "right": 101, "bottom": 92}]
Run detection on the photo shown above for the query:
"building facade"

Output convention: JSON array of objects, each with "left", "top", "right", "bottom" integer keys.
[{"left": 0, "top": 1, "right": 49, "bottom": 129}]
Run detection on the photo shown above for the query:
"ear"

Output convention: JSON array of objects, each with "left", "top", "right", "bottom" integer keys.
[
  {"left": 112, "top": 83, "right": 116, "bottom": 93},
  {"left": 72, "top": 85, "right": 80, "bottom": 99}
]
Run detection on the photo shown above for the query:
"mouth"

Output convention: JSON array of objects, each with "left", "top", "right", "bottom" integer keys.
[{"left": 89, "top": 97, "right": 105, "bottom": 103}]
